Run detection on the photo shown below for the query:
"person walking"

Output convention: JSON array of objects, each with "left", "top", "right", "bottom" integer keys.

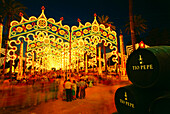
[
  {"left": 72, "top": 80, "right": 77, "bottom": 100},
  {"left": 62, "top": 80, "right": 67, "bottom": 101},
  {"left": 76, "top": 79, "right": 80, "bottom": 98},
  {"left": 79, "top": 79, "right": 87, "bottom": 99},
  {"left": 89, "top": 80, "right": 93, "bottom": 87},
  {"left": 64, "top": 79, "right": 72, "bottom": 102}
]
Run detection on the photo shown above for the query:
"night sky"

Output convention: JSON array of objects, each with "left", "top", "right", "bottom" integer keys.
[{"left": 19, "top": 0, "right": 170, "bottom": 47}]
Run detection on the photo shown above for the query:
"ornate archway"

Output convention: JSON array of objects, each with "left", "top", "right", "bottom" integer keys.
[
  {"left": 71, "top": 14, "right": 118, "bottom": 74},
  {"left": 7, "top": 6, "right": 118, "bottom": 77},
  {"left": 8, "top": 6, "right": 70, "bottom": 76}
]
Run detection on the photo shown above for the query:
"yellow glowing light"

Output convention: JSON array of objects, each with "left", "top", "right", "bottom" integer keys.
[
  {"left": 83, "top": 29, "right": 88, "bottom": 34},
  {"left": 31, "top": 44, "right": 35, "bottom": 48},
  {"left": 104, "top": 42, "right": 108, "bottom": 47},
  {"left": 52, "top": 26, "right": 57, "bottom": 31},
  {"left": 10, "top": 21, "right": 19, "bottom": 27},
  {"left": 7, "top": 7, "right": 118, "bottom": 71},
  {"left": 76, "top": 31, "right": 81, "bottom": 36},
  {"left": 103, "top": 31, "right": 107, "bottom": 36},
  {"left": 78, "top": 40, "right": 84, "bottom": 46},
  {"left": 59, "top": 30, "right": 65, "bottom": 35},
  {"left": 37, "top": 19, "right": 47, "bottom": 28},
  {"left": 37, "top": 42, "right": 41, "bottom": 46},
  {"left": 44, "top": 38, "right": 50, "bottom": 44},
  {"left": 16, "top": 27, "right": 23, "bottom": 33},
  {"left": 26, "top": 24, "right": 32, "bottom": 30},
  {"left": 109, "top": 35, "right": 113, "bottom": 39},
  {"left": 72, "top": 42, "right": 77, "bottom": 48},
  {"left": 92, "top": 25, "right": 99, "bottom": 32},
  {"left": 52, "top": 43, "right": 56, "bottom": 47}
]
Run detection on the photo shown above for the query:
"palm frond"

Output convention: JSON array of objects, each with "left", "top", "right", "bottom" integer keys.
[
  {"left": 102, "top": 15, "right": 105, "bottom": 22},
  {"left": 125, "top": 15, "right": 147, "bottom": 36},
  {"left": 104, "top": 15, "right": 109, "bottom": 23},
  {"left": 97, "top": 15, "right": 116, "bottom": 30},
  {"left": 111, "top": 25, "right": 116, "bottom": 30},
  {"left": 98, "top": 16, "right": 102, "bottom": 23}
]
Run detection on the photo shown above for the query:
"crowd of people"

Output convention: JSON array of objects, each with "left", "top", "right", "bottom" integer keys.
[
  {"left": 0, "top": 71, "right": 97, "bottom": 109},
  {"left": 0, "top": 72, "right": 61, "bottom": 86},
  {"left": 62, "top": 78, "right": 93, "bottom": 102},
  {"left": 0, "top": 72, "right": 62, "bottom": 108}
]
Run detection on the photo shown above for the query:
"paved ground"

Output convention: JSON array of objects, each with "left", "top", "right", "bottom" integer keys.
[{"left": 1, "top": 82, "right": 130, "bottom": 114}]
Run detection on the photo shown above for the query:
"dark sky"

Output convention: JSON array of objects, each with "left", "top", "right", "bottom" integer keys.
[{"left": 20, "top": 0, "right": 170, "bottom": 46}]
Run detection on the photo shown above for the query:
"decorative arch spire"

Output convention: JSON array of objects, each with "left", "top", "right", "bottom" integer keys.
[
  {"left": 77, "top": 18, "right": 81, "bottom": 22},
  {"left": 60, "top": 17, "right": 64, "bottom": 21},
  {"left": 19, "top": 12, "right": 23, "bottom": 17},
  {"left": 19, "top": 12, "right": 28, "bottom": 23},
  {"left": 41, "top": 6, "right": 45, "bottom": 11},
  {"left": 38, "top": 6, "right": 47, "bottom": 20},
  {"left": 92, "top": 13, "right": 99, "bottom": 26},
  {"left": 94, "top": 13, "right": 97, "bottom": 17}
]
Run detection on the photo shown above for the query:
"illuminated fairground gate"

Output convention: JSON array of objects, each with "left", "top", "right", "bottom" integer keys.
[
  {"left": 71, "top": 15, "right": 118, "bottom": 75},
  {"left": 8, "top": 6, "right": 70, "bottom": 78},
  {"left": 8, "top": 6, "right": 118, "bottom": 78}
]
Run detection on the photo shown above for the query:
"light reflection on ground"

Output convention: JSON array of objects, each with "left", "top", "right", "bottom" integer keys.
[{"left": 0, "top": 81, "right": 130, "bottom": 114}]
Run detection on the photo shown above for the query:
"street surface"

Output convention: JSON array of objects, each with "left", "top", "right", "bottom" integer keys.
[{"left": 1, "top": 82, "right": 130, "bottom": 114}]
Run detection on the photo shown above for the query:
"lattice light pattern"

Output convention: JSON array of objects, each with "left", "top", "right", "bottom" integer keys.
[{"left": 7, "top": 6, "right": 118, "bottom": 70}]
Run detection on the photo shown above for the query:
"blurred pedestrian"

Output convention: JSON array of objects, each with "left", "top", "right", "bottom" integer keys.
[
  {"left": 76, "top": 79, "right": 80, "bottom": 98},
  {"left": 89, "top": 80, "right": 93, "bottom": 87},
  {"left": 54, "top": 78, "right": 60, "bottom": 99},
  {"left": 72, "top": 80, "right": 77, "bottom": 100},
  {"left": 62, "top": 80, "right": 67, "bottom": 101},
  {"left": 64, "top": 79, "right": 72, "bottom": 102},
  {"left": 79, "top": 79, "right": 87, "bottom": 99}
]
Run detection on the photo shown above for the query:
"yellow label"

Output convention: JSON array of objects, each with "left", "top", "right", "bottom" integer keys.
[
  {"left": 120, "top": 99, "right": 135, "bottom": 108},
  {"left": 132, "top": 64, "right": 153, "bottom": 70}
]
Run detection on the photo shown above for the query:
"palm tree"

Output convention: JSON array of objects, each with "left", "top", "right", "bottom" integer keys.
[
  {"left": 125, "top": 15, "right": 147, "bottom": 36},
  {"left": 129, "top": 0, "right": 136, "bottom": 51},
  {"left": 97, "top": 15, "right": 116, "bottom": 74},
  {"left": 98, "top": 15, "right": 116, "bottom": 30},
  {"left": 1, "top": 0, "right": 28, "bottom": 32},
  {"left": 0, "top": 0, "right": 28, "bottom": 76}
]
